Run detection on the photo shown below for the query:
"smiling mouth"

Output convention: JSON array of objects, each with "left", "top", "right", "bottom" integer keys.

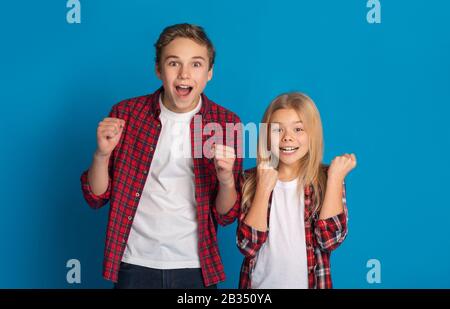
[
  {"left": 279, "top": 146, "right": 299, "bottom": 154},
  {"left": 175, "top": 85, "right": 193, "bottom": 97}
]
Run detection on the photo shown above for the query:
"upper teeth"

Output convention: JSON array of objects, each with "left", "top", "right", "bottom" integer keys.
[
  {"left": 178, "top": 85, "right": 190, "bottom": 89},
  {"left": 281, "top": 147, "right": 297, "bottom": 151}
]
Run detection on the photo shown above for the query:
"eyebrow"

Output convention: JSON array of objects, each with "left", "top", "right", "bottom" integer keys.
[
  {"left": 271, "top": 121, "right": 303, "bottom": 125},
  {"left": 164, "top": 55, "right": 206, "bottom": 61}
]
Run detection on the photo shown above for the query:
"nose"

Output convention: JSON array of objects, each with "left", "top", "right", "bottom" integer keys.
[
  {"left": 282, "top": 132, "right": 293, "bottom": 142},
  {"left": 179, "top": 65, "right": 190, "bottom": 79}
]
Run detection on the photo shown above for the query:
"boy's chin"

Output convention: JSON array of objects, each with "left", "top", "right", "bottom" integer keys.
[
  {"left": 173, "top": 91, "right": 198, "bottom": 104},
  {"left": 174, "top": 98, "right": 195, "bottom": 107},
  {"left": 170, "top": 99, "right": 199, "bottom": 112}
]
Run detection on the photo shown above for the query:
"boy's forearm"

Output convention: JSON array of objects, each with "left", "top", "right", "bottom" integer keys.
[
  {"left": 243, "top": 187, "right": 271, "bottom": 232},
  {"left": 215, "top": 181, "right": 237, "bottom": 215},
  {"left": 87, "top": 151, "right": 111, "bottom": 196},
  {"left": 319, "top": 178, "right": 344, "bottom": 220}
]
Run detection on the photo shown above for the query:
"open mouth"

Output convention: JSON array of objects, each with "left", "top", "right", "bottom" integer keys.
[
  {"left": 175, "top": 85, "right": 193, "bottom": 97},
  {"left": 279, "top": 146, "right": 299, "bottom": 154}
]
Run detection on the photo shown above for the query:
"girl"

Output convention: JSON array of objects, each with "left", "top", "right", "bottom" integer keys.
[{"left": 237, "top": 92, "right": 356, "bottom": 289}]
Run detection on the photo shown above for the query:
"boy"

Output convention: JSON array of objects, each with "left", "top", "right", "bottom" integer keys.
[{"left": 80, "top": 23, "right": 242, "bottom": 288}]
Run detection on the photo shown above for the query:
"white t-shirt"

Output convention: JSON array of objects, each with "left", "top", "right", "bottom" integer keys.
[
  {"left": 251, "top": 178, "right": 309, "bottom": 288},
  {"left": 121, "top": 95, "right": 202, "bottom": 269}
]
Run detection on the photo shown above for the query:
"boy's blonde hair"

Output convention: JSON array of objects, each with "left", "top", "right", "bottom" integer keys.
[
  {"left": 241, "top": 92, "right": 328, "bottom": 215},
  {"left": 154, "top": 23, "right": 215, "bottom": 70}
]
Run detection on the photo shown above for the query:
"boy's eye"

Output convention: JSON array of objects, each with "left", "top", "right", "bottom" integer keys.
[
  {"left": 192, "top": 62, "right": 202, "bottom": 67},
  {"left": 168, "top": 61, "right": 179, "bottom": 67}
]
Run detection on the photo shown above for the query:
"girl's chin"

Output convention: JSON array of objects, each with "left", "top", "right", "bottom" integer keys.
[
  {"left": 267, "top": 153, "right": 298, "bottom": 164},
  {"left": 279, "top": 160, "right": 298, "bottom": 167},
  {"left": 278, "top": 156, "right": 304, "bottom": 167}
]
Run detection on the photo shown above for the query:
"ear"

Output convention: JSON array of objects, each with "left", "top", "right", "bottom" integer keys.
[
  {"left": 155, "top": 63, "right": 162, "bottom": 80},
  {"left": 207, "top": 65, "right": 214, "bottom": 81}
]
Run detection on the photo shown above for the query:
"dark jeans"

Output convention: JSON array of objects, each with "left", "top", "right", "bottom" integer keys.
[{"left": 114, "top": 262, "right": 217, "bottom": 289}]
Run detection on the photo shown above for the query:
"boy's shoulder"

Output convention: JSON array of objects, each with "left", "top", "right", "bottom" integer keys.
[
  {"left": 203, "top": 95, "right": 241, "bottom": 124},
  {"left": 109, "top": 90, "right": 241, "bottom": 124},
  {"left": 107, "top": 88, "right": 162, "bottom": 119},
  {"left": 111, "top": 92, "right": 156, "bottom": 114}
]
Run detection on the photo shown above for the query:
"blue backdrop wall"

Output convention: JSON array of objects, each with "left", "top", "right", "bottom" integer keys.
[{"left": 0, "top": 0, "right": 449, "bottom": 288}]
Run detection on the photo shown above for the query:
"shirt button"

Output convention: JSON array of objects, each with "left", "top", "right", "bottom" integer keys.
[
  {"left": 135, "top": 192, "right": 140, "bottom": 197},
  {"left": 150, "top": 147, "right": 154, "bottom": 152},
  {"left": 143, "top": 170, "right": 148, "bottom": 174},
  {"left": 128, "top": 216, "right": 132, "bottom": 221},
  {"left": 157, "top": 123, "right": 161, "bottom": 127}
]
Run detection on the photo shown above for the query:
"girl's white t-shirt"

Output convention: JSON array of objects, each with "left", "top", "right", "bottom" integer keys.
[{"left": 251, "top": 178, "right": 309, "bottom": 288}]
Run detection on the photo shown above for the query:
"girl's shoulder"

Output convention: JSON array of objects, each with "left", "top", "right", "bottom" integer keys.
[
  {"left": 320, "top": 163, "right": 329, "bottom": 174},
  {"left": 243, "top": 164, "right": 329, "bottom": 181},
  {"left": 243, "top": 167, "right": 257, "bottom": 180}
]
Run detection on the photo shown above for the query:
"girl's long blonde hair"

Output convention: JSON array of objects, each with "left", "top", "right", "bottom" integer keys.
[{"left": 241, "top": 92, "right": 328, "bottom": 215}]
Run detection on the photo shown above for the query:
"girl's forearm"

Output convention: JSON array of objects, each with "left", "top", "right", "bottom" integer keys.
[
  {"left": 319, "top": 177, "right": 344, "bottom": 220},
  {"left": 243, "top": 187, "right": 271, "bottom": 232}
]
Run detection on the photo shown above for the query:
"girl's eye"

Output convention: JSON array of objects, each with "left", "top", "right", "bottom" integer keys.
[
  {"left": 272, "top": 128, "right": 282, "bottom": 133},
  {"left": 295, "top": 127, "right": 304, "bottom": 132}
]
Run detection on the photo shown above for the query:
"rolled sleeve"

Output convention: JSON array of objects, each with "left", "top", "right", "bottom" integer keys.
[
  {"left": 80, "top": 104, "right": 123, "bottom": 210},
  {"left": 212, "top": 188, "right": 241, "bottom": 226},
  {"left": 314, "top": 182, "right": 349, "bottom": 251},
  {"left": 80, "top": 169, "right": 111, "bottom": 209},
  {"left": 236, "top": 213, "right": 269, "bottom": 258}
]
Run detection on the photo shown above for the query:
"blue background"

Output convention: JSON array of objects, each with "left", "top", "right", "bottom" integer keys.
[{"left": 0, "top": 0, "right": 449, "bottom": 288}]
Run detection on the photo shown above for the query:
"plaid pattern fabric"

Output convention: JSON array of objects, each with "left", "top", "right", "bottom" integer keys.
[
  {"left": 80, "top": 87, "right": 243, "bottom": 286},
  {"left": 237, "top": 168, "right": 348, "bottom": 289}
]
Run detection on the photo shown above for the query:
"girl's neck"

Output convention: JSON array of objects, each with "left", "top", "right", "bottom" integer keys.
[{"left": 278, "top": 162, "right": 301, "bottom": 182}]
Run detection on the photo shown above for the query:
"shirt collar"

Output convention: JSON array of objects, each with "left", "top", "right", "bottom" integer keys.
[{"left": 149, "top": 86, "right": 211, "bottom": 120}]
